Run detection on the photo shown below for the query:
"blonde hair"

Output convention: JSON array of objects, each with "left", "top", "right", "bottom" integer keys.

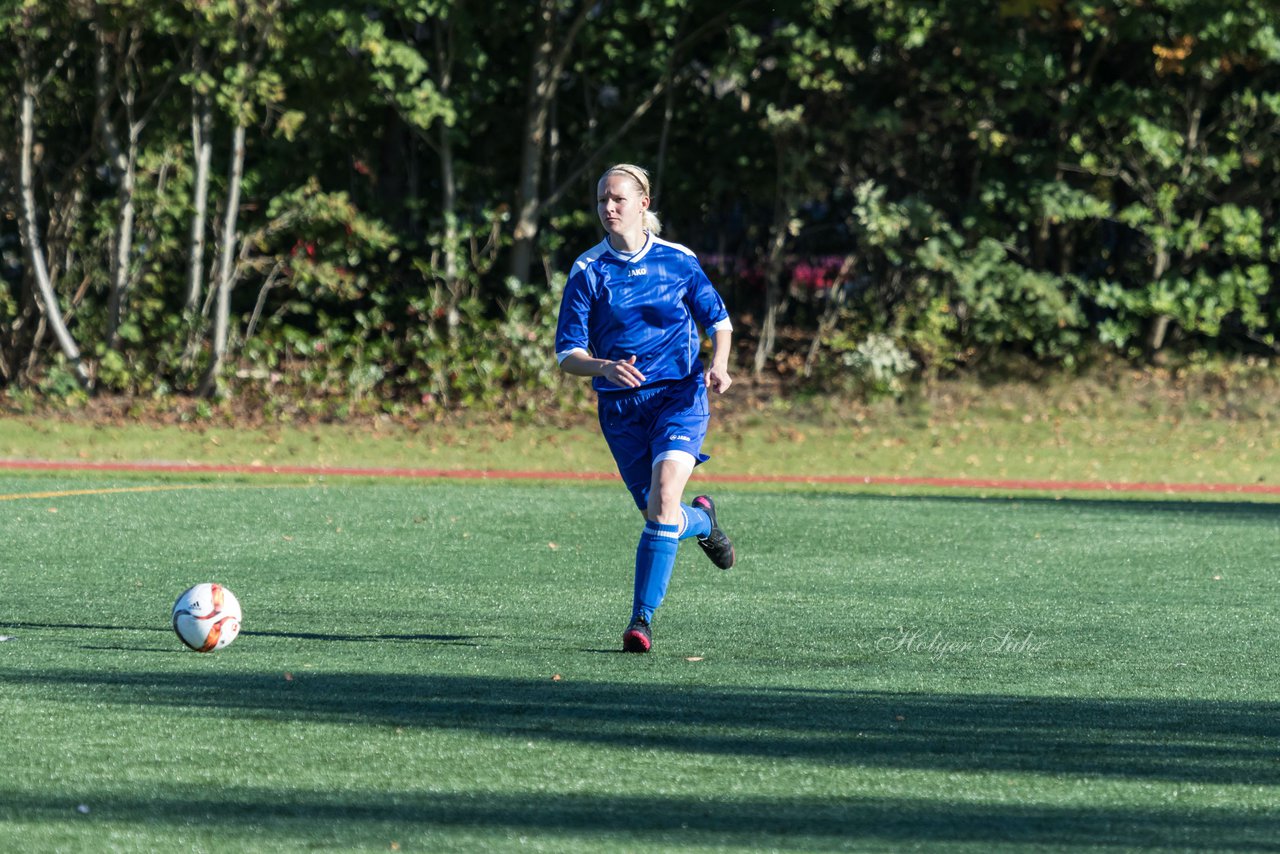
[{"left": 599, "top": 163, "right": 662, "bottom": 236}]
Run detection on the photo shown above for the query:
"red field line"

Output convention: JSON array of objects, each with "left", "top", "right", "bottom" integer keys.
[{"left": 1, "top": 458, "right": 1277, "bottom": 495}]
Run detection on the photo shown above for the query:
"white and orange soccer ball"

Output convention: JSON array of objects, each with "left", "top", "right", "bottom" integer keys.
[{"left": 172, "top": 583, "right": 242, "bottom": 652}]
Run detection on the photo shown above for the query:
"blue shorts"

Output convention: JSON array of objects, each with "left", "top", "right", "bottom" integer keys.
[{"left": 598, "top": 374, "right": 711, "bottom": 510}]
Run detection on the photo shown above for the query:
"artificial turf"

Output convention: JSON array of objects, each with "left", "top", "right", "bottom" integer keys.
[{"left": 1, "top": 475, "right": 1277, "bottom": 851}]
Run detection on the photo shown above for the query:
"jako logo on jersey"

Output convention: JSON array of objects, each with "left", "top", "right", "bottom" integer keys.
[
  {"left": 627, "top": 267, "right": 648, "bottom": 277},
  {"left": 668, "top": 433, "right": 692, "bottom": 442}
]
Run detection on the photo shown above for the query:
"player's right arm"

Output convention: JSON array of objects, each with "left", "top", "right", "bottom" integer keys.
[
  {"left": 560, "top": 351, "right": 646, "bottom": 388},
  {"left": 555, "top": 266, "right": 646, "bottom": 388}
]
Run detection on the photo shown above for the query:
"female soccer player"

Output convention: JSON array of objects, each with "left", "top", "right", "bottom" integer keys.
[{"left": 555, "top": 163, "right": 736, "bottom": 653}]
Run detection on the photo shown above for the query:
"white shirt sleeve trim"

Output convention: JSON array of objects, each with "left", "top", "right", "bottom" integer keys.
[
  {"left": 707, "top": 318, "right": 734, "bottom": 334},
  {"left": 556, "top": 347, "right": 590, "bottom": 365}
]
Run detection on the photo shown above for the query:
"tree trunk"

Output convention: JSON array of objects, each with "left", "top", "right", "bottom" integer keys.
[
  {"left": 186, "top": 44, "right": 213, "bottom": 315},
  {"left": 529, "top": 10, "right": 710, "bottom": 233},
  {"left": 18, "top": 77, "right": 90, "bottom": 389},
  {"left": 95, "top": 20, "right": 141, "bottom": 351},
  {"left": 752, "top": 222, "right": 787, "bottom": 377},
  {"left": 197, "top": 121, "right": 246, "bottom": 397},
  {"left": 1145, "top": 314, "right": 1172, "bottom": 354},
  {"left": 106, "top": 127, "right": 138, "bottom": 350},
  {"left": 654, "top": 82, "right": 676, "bottom": 203},
  {"left": 181, "top": 60, "right": 214, "bottom": 373},
  {"left": 1144, "top": 88, "right": 1206, "bottom": 359},
  {"left": 508, "top": 0, "right": 591, "bottom": 285},
  {"left": 440, "top": 127, "right": 462, "bottom": 336},
  {"left": 434, "top": 21, "right": 460, "bottom": 323},
  {"left": 802, "top": 254, "right": 856, "bottom": 378},
  {"left": 753, "top": 141, "right": 793, "bottom": 377},
  {"left": 1144, "top": 246, "right": 1172, "bottom": 356}
]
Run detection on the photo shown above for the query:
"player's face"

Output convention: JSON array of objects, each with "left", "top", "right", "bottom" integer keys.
[{"left": 597, "top": 175, "right": 649, "bottom": 237}]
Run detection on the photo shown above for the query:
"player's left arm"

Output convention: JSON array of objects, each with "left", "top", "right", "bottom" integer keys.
[
  {"left": 705, "top": 325, "right": 733, "bottom": 394},
  {"left": 685, "top": 258, "right": 734, "bottom": 394}
]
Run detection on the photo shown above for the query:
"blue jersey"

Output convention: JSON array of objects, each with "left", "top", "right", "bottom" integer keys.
[{"left": 555, "top": 234, "right": 732, "bottom": 394}]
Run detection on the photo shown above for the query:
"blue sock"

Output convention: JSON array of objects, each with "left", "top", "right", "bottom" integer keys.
[
  {"left": 678, "top": 503, "right": 712, "bottom": 540},
  {"left": 633, "top": 519, "right": 680, "bottom": 621}
]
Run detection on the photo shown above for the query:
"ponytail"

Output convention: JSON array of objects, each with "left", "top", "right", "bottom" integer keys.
[{"left": 642, "top": 209, "right": 663, "bottom": 236}]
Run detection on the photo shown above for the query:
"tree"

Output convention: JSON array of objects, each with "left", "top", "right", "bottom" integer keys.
[
  {"left": 197, "top": 0, "right": 283, "bottom": 397},
  {"left": 1066, "top": 1, "right": 1280, "bottom": 356},
  {"left": 7, "top": 3, "right": 91, "bottom": 388}
]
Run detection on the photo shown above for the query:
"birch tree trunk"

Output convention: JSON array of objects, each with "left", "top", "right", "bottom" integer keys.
[
  {"left": 1144, "top": 246, "right": 1172, "bottom": 355},
  {"left": 433, "top": 21, "right": 460, "bottom": 328},
  {"left": 18, "top": 78, "right": 90, "bottom": 388},
  {"left": 186, "top": 44, "right": 213, "bottom": 315},
  {"left": 107, "top": 126, "right": 138, "bottom": 350},
  {"left": 197, "top": 120, "right": 246, "bottom": 397}
]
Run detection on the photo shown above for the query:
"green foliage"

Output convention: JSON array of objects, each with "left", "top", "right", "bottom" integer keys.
[
  {"left": 820, "top": 331, "right": 918, "bottom": 398},
  {"left": 841, "top": 181, "right": 1085, "bottom": 368},
  {"left": 934, "top": 239, "right": 1086, "bottom": 364},
  {"left": 0, "top": 0, "right": 1278, "bottom": 408}
]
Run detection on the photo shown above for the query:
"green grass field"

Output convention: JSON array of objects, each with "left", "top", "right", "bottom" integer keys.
[
  {"left": 4, "top": 367, "right": 1278, "bottom": 488},
  {"left": 2, "top": 471, "right": 1278, "bottom": 851}
]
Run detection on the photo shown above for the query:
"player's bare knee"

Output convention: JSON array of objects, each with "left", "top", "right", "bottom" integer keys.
[{"left": 645, "top": 497, "right": 682, "bottom": 525}]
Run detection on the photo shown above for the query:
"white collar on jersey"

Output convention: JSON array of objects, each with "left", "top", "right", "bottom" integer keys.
[{"left": 604, "top": 231, "right": 653, "bottom": 265}]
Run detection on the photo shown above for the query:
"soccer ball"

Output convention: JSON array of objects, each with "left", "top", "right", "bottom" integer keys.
[{"left": 172, "top": 583, "right": 242, "bottom": 652}]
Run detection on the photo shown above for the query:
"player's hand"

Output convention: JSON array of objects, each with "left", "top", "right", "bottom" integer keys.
[
  {"left": 705, "top": 364, "right": 732, "bottom": 394},
  {"left": 604, "top": 355, "right": 645, "bottom": 388}
]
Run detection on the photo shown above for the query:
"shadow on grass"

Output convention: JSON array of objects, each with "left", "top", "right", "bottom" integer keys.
[
  {"left": 6, "top": 671, "right": 1279, "bottom": 847},
  {"left": 241, "top": 629, "right": 477, "bottom": 644},
  {"left": 4, "top": 787, "right": 1279, "bottom": 851},
  {"left": 792, "top": 490, "right": 1280, "bottom": 521},
  {"left": 0, "top": 621, "right": 477, "bottom": 645},
  {"left": 4, "top": 670, "right": 1277, "bottom": 787},
  {"left": 0, "top": 621, "right": 172, "bottom": 634}
]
